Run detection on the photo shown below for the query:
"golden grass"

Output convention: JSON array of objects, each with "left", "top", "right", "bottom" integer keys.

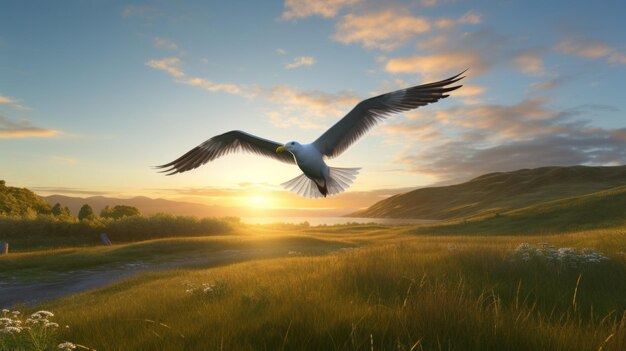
[{"left": 7, "top": 225, "right": 621, "bottom": 350}]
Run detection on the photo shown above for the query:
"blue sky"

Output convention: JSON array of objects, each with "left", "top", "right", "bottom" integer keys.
[{"left": 1, "top": 0, "right": 625, "bottom": 211}]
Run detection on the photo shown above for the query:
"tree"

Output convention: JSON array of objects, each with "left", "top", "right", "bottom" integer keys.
[
  {"left": 51, "top": 203, "right": 71, "bottom": 217},
  {"left": 78, "top": 204, "right": 95, "bottom": 221},
  {"left": 100, "top": 205, "right": 140, "bottom": 219}
]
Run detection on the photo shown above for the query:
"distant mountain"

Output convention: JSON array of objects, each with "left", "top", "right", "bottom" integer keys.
[
  {"left": 43, "top": 195, "right": 235, "bottom": 218},
  {"left": 42, "top": 194, "right": 350, "bottom": 218},
  {"left": 349, "top": 166, "right": 626, "bottom": 220}
]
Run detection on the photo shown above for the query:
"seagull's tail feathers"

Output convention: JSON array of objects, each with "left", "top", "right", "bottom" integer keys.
[
  {"left": 280, "top": 167, "right": 360, "bottom": 199},
  {"left": 327, "top": 167, "right": 360, "bottom": 196}
]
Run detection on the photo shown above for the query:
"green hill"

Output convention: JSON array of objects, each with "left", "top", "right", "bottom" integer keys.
[
  {"left": 0, "top": 180, "right": 52, "bottom": 216},
  {"left": 412, "top": 184, "right": 626, "bottom": 235},
  {"left": 350, "top": 166, "right": 626, "bottom": 220}
]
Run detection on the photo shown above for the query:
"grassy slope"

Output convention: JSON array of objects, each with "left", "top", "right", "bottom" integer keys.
[
  {"left": 350, "top": 166, "right": 626, "bottom": 220},
  {"left": 413, "top": 185, "right": 626, "bottom": 235},
  {"left": 19, "top": 226, "right": 625, "bottom": 351}
]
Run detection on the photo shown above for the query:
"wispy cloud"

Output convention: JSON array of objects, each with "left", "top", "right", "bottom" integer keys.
[
  {"left": 333, "top": 10, "right": 431, "bottom": 50},
  {"left": 0, "top": 95, "right": 16, "bottom": 104},
  {"left": 276, "top": 48, "right": 287, "bottom": 55},
  {"left": 383, "top": 98, "right": 625, "bottom": 182},
  {"left": 0, "top": 115, "right": 59, "bottom": 139},
  {"left": 436, "top": 11, "right": 482, "bottom": 29},
  {"left": 385, "top": 51, "right": 487, "bottom": 76},
  {"left": 0, "top": 94, "right": 30, "bottom": 110},
  {"left": 554, "top": 38, "right": 626, "bottom": 66},
  {"left": 285, "top": 56, "right": 316, "bottom": 69},
  {"left": 146, "top": 57, "right": 185, "bottom": 78},
  {"left": 154, "top": 37, "right": 178, "bottom": 50},
  {"left": 264, "top": 85, "right": 360, "bottom": 129},
  {"left": 555, "top": 39, "right": 612, "bottom": 59},
  {"left": 121, "top": 5, "right": 159, "bottom": 19},
  {"left": 146, "top": 57, "right": 248, "bottom": 96},
  {"left": 281, "top": 0, "right": 360, "bottom": 20},
  {"left": 514, "top": 50, "right": 545, "bottom": 76}
]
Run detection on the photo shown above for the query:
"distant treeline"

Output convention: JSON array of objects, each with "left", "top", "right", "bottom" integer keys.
[{"left": 0, "top": 213, "right": 239, "bottom": 250}]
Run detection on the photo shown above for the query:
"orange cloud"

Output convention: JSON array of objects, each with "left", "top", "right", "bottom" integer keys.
[
  {"left": 285, "top": 56, "right": 316, "bottom": 69},
  {"left": 0, "top": 95, "right": 16, "bottom": 104},
  {"left": 0, "top": 115, "right": 59, "bottom": 139},
  {"left": 385, "top": 52, "right": 488, "bottom": 76},
  {"left": 514, "top": 51, "right": 545, "bottom": 76},
  {"left": 154, "top": 37, "right": 178, "bottom": 50},
  {"left": 265, "top": 86, "right": 360, "bottom": 129},
  {"left": 333, "top": 11, "right": 431, "bottom": 50},
  {"left": 146, "top": 57, "right": 184, "bottom": 78},
  {"left": 281, "top": 0, "right": 359, "bottom": 20},
  {"left": 555, "top": 39, "right": 612, "bottom": 59},
  {"left": 608, "top": 53, "right": 626, "bottom": 64},
  {"left": 146, "top": 57, "right": 249, "bottom": 96}
]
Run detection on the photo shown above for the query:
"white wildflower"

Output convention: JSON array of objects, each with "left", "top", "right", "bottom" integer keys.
[
  {"left": 58, "top": 342, "right": 77, "bottom": 350},
  {"left": 1, "top": 309, "right": 8, "bottom": 314},
  {"left": 45, "top": 322, "right": 59, "bottom": 328},
  {"left": 33, "top": 310, "right": 54, "bottom": 318},
  {"left": 1, "top": 326, "right": 22, "bottom": 334},
  {"left": 11, "top": 311, "right": 20, "bottom": 315}
]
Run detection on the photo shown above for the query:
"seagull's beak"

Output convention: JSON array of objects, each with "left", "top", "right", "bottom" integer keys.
[{"left": 276, "top": 146, "right": 289, "bottom": 153}]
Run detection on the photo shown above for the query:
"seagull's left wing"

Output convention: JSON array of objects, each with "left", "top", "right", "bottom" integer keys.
[
  {"left": 313, "top": 71, "right": 465, "bottom": 158},
  {"left": 156, "top": 130, "right": 295, "bottom": 175}
]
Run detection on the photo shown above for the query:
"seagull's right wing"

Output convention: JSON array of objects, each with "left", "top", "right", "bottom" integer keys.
[
  {"left": 156, "top": 130, "right": 295, "bottom": 175},
  {"left": 313, "top": 72, "right": 464, "bottom": 158}
]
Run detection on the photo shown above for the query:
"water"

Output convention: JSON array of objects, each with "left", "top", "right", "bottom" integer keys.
[{"left": 241, "top": 216, "right": 438, "bottom": 226}]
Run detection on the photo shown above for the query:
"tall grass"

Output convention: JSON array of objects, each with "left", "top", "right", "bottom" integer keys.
[{"left": 31, "top": 228, "right": 626, "bottom": 350}]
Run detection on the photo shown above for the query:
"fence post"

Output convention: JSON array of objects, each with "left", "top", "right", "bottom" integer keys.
[
  {"left": 99, "top": 233, "right": 112, "bottom": 246},
  {"left": 0, "top": 241, "right": 8, "bottom": 255}
]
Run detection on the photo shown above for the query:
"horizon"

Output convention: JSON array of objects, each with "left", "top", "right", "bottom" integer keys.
[{"left": 2, "top": 0, "right": 626, "bottom": 213}]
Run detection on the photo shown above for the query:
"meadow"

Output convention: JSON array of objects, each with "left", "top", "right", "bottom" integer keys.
[{"left": 2, "top": 222, "right": 625, "bottom": 350}]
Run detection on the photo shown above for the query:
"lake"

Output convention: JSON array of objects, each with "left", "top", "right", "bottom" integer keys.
[{"left": 241, "top": 216, "right": 438, "bottom": 226}]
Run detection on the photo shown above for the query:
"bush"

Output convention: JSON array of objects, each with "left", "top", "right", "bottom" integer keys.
[{"left": 0, "top": 213, "right": 236, "bottom": 250}]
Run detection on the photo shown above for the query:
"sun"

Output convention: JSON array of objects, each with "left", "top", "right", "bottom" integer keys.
[{"left": 243, "top": 195, "right": 274, "bottom": 208}]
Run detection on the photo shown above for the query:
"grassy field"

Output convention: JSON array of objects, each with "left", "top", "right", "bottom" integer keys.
[{"left": 2, "top": 223, "right": 626, "bottom": 350}]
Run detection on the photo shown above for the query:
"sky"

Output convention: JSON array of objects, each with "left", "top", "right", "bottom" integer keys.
[{"left": 1, "top": 0, "right": 625, "bottom": 214}]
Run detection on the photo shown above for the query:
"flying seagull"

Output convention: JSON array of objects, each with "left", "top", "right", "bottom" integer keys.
[{"left": 157, "top": 72, "right": 464, "bottom": 198}]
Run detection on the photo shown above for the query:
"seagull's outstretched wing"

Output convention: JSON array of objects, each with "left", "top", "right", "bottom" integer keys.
[
  {"left": 313, "top": 71, "right": 465, "bottom": 158},
  {"left": 156, "top": 130, "right": 295, "bottom": 175}
]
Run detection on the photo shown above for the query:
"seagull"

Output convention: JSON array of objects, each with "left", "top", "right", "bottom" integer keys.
[{"left": 157, "top": 72, "right": 464, "bottom": 198}]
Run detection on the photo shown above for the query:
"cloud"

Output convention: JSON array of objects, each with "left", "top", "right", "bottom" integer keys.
[
  {"left": 264, "top": 85, "right": 360, "bottom": 129},
  {"left": 555, "top": 39, "right": 612, "bottom": 59},
  {"left": 285, "top": 56, "right": 316, "bottom": 69},
  {"left": 385, "top": 51, "right": 488, "bottom": 76},
  {"left": 420, "top": 0, "right": 438, "bottom": 7},
  {"left": 608, "top": 53, "right": 626, "bottom": 64},
  {"left": 146, "top": 57, "right": 248, "bottom": 96},
  {"left": 382, "top": 98, "right": 625, "bottom": 182},
  {"left": 146, "top": 57, "right": 184, "bottom": 78},
  {"left": 436, "top": 11, "right": 482, "bottom": 29},
  {"left": 121, "top": 5, "right": 160, "bottom": 19},
  {"left": 0, "top": 94, "right": 30, "bottom": 110},
  {"left": 180, "top": 77, "right": 242, "bottom": 95},
  {"left": 514, "top": 51, "right": 545, "bottom": 76},
  {"left": 333, "top": 10, "right": 431, "bottom": 50},
  {"left": 276, "top": 48, "right": 287, "bottom": 55},
  {"left": 281, "top": 0, "right": 360, "bottom": 20},
  {"left": 0, "top": 95, "right": 16, "bottom": 104},
  {"left": 154, "top": 37, "right": 178, "bottom": 50},
  {"left": 0, "top": 115, "right": 59, "bottom": 139}
]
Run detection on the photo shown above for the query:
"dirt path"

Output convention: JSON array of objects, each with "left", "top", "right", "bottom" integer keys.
[{"left": 0, "top": 247, "right": 289, "bottom": 308}]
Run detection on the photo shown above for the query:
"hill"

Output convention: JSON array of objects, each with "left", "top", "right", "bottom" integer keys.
[
  {"left": 410, "top": 184, "right": 626, "bottom": 235},
  {"left": 349, "top": 166, "right": 626, "bottom": 220},
  {"left": 0, "top": 180, "right": 52, "bottom": 215}
]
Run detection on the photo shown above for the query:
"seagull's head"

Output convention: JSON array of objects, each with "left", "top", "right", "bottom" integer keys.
[{"left": 276, "top": 141, "right": 301, "bottom": 154}]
